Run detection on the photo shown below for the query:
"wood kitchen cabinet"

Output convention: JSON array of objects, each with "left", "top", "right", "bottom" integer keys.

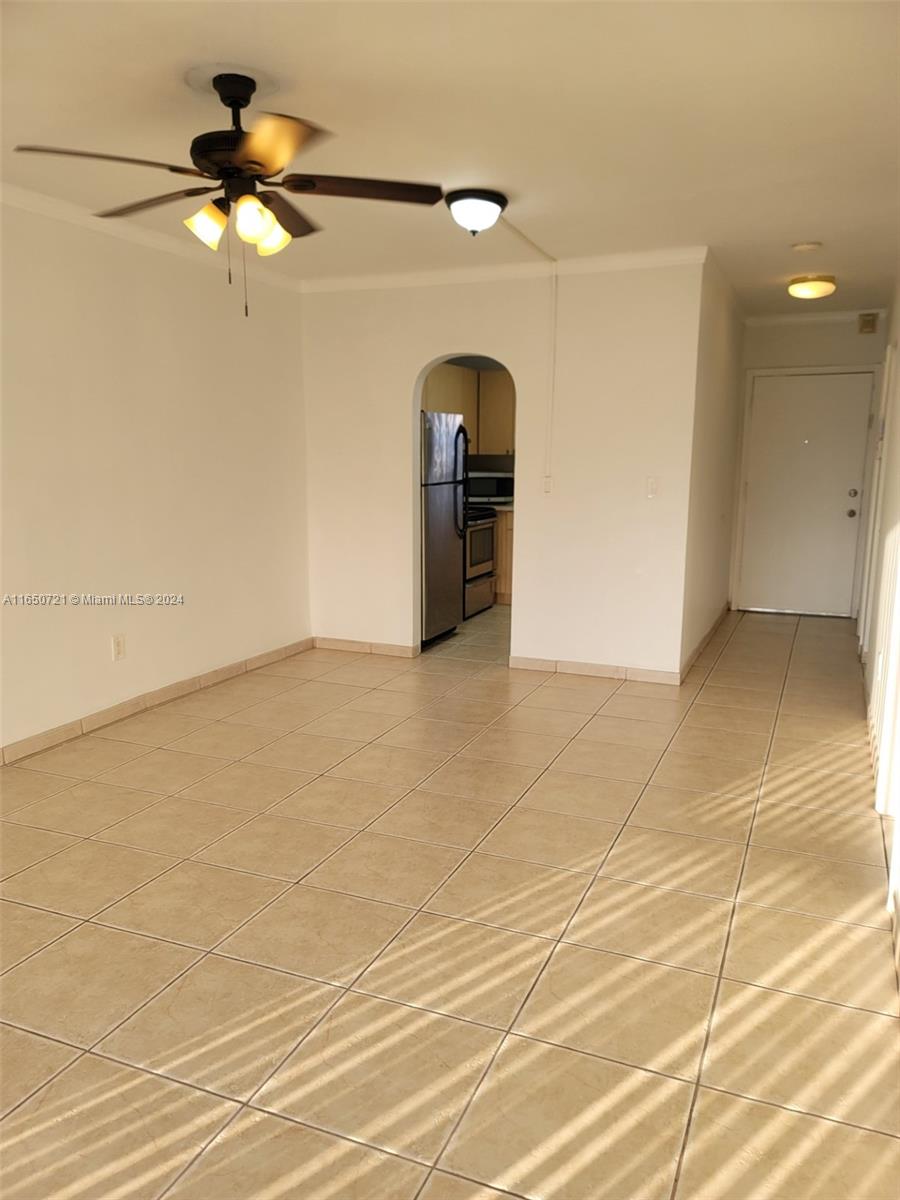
[
  {"left": 478, "top": 369, "right": 516, "bottom": 454},
  {"left": 422, "top": 364, "right": 479, "bottom": 448},
  {"left": 495, "top": 509, "right": 514, "bottom": 604}
]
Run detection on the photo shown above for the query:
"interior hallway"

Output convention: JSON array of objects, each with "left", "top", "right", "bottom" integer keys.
[{"left": 0, "top": 611, "right": 897, "bottom": 1199}]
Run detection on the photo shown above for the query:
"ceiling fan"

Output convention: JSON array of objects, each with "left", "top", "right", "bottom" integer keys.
[{"left": 16, "top": 73, "right": 445, "bottom": 257}]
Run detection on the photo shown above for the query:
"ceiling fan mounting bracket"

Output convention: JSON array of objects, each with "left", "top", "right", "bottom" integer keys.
[{"left": 212, "top": 74, "right": 257, "bottom": 111}]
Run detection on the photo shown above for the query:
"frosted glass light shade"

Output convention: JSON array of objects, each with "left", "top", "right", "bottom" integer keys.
[
  {"left": 445, "top": 189, "right": 508, "bottom": 235},
  {"left": 183, "top": 200, "right": 228, "bottom": 250},
  {"left": 257, "top": 221, "right": 292, "bottom": 256},
  {"left": 235, "top": 194, "right": 276, "bottom": 244},
  {"left": 788, "top": 275, "right": 837, "bottom": 299}
]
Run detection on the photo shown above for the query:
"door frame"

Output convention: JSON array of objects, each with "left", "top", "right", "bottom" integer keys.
[{"left": 730, "top": 364, "right": 882, "bottom": 616}]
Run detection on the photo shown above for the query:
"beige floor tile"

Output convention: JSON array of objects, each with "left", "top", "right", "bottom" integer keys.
[
  {"left": 409, "top": 657, "right": 488, "bottom": 679},
  {"left": 761, "top": 763, "right": 876, "bottom": 813},
  {"left": 299, "top": 708, "right": 403, "bottom": 742},
  {"left": 420, "top": 1172, "right": 511, "bottom": 1200},
  {"left": 179, "top": 760, "right": 314, "bottom": 812},
  {"left": 683, "top": 703, "right": 776, "bottom": 736},
  {"left": 99, "top": 954, "right": 337, "bottom": 1099},
  {"left": 725, "top": 904, "right": 899, "bottom": 1015},
  {"left": 19, "top": 736, "right": 149, "bottom": 780},
  {"left": 421, "top": 757, "right": 540, "bottom": 804},
  {"left": 0, "top": 1024, "right": 80, "bottom": 1117},
  {"left": 345, "top": 690, "right": 431, "bottom": 718},
  {"left": 0, "top": 766, "right": 79, "bottom": 814},
  {"left": 751, "top": 802, "right": 885, "bottom": 866},
  {"left": 0, "top": 822, "right": 76, "bottom": 879},
  {"left": 6, "top": 780, "right": 160, "bottom": 837},
  {"left": 246, "top": 731, "right": 364, "bottom": 774},
  {"left": 256, "top": 655, "right": 334, "bottom": 679},
  {"left": 290, "top": 648, "right": 366, "bottom": 665},
  {"left": 427, "top": 853, "right": 589, "bottom": 938},
  {"left": 303, "top": 832, "right": 464, "bottom": 906},
  {"left": 379, "top": 717, "right": 479, "bottom": 755},
  {"left": 97, "top": 795, "right": 250, "bottom": 857},
  {"left": 602, "top": 827, "right": 744, "bottom": 899},
  {"left": 196, "top": 814, "right": 350, "bottom": 881},
  {"left": 545, "top": 674, "right": 620, "bottom": 699},
  {"left": 566, "top": 877, "right": 731, "bottom": 974},
  {"left": 319, "top": 662, "right": 411, "bottom": 687},
  {"left": 99, "top": 748, "right": 223, "bottom": 793},
  {"left": 166, "top": 688, "right": 269, "bottom": 720},
  {"left": 167, "top": 1107, "right": 427, "bottom": 1200},
  {"left": 651, "top": 750, "right": 762, "bottom": 796},
  {"left": 740, "top": 846, "right": 890, "bottom": 928},
  {"left": 221, "top": 694, "right": 335, "bottom": 729},
  {"left": 493, "top": 705, "right": 589, "bottom": 737},
  {"left": 256, "top": 991, "right": 501, "bottom": 1161},
  {"left": 779, "top": 693, "right": 866, "bottom": 721},
  {"left": 478, "top": 808, "right": 619, "bottom": 872},
  {"left": 219, "top": 884, "right": 409, "bottom": 983},
  {"left": 274, "top": 680, "right": 369, "bottom": 711},
  {"left": 0, "top": 899, "right": 78, "bottom": 970},
  {"left": 576, "top": 713, "right": 673, "bottom": 750},
  {"left": 207, "top": 674, "right": 304, "bottom": 703},
  {"left": 516, "top": 942, "right": 716, "bottom": 1078},
  {"left": 630, "top": 785, "right": 754, "bottom": 843},
  {"left": 271, "top": 775, "right": 403, "bottom": 828},
  {"left": 96, "top": 860, "right": 285, "bottom": 948},
  {"left": 382, "top": 672, "right": 462, "bottom": 698},
  {"left": 600, "top": 694, "right": 689, "bottom": 725},
  {"left": 442, "top": 1035, "right": 692, "bottom": 1200},
  {"left": 670, "top": 725, "right": 770, "bottom": 764},
  {"left": 698, "top": 685, "right": 779, "bottom": 712},
  {"left": 0, "top": 839, "right": 176, "bottom": 917},
  {"left": 619, "top": 680, "right": 700, "bottom": 702},
  {"left": 519, "top": 684, "right": 604, "bottom": 714},
  {"left": 775, "top": 712, "right": 869, "bottom": 746},
  {"left": 553, "top": 739, "right": 660, "bottom": 783},
  {"left": 0, "top": 923, "right": 198, "bottom": 1044},
  {"left": 704, "top": 668, "right": 784, "bottom": 692},
  {"left": 359, "top": 912, "right": 552, "bottom": 1026},
  {"left": 0, "top": 1053, "right": 235, "bottom": 1200},
  {"left": 768, "top": 736, "right": 872, "bottom": 776},
  {"left": 165, "top": 721, "right": 284, "bottom": 760},
  {"left": 678, "top": 1087, "right": 900, "bottom": 1200},
  {"left": 461, "top": 727, "right": 568, "bottom": 769},
  {"left": 370, "top": 790, "right": 506, "bottom": 849},
  {"left": 330, "top": 743, "right": 448, "bottom": 789},
  {"left": 99, "top": 709, "right": 211, "bottom": 747},
  {"left": 703, "top": 980, "right": 900, "bottom": 1134},
  {"left": 416, "top": 697, "right": 511, "bottom": 727},
  {"left": 520, "top": 771, "right": 640, "bottom": 822}
]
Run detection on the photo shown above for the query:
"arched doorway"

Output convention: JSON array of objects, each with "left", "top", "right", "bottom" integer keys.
[{"left": 414, "top": 354, "right": 516, "bottom": 661}]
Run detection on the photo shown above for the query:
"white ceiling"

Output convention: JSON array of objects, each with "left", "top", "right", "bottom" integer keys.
[{"left": 3, "top": 2, "right": 897, "bottom": 313}]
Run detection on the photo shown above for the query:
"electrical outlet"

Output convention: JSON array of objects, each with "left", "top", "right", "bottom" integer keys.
[
  {"left": 543, "top": 476, "right": 553, "bottom": 493},
  {"left": 647, "top": 476, "right": 658, "bottom": 499},
  {"left": 111, "top": 634, "right": 126, "bottom": 662}
]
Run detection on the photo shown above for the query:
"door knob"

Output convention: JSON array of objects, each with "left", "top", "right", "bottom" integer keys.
[
  {"left": 847, "top": 509, "right": 857, "bottom": 518},
  {"left": 848, "top": 488, "right": 858, "bottom": 497}
]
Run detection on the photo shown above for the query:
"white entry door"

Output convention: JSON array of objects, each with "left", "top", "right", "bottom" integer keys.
[{"left": 738, "top": 371, "right": 873, "bottom": 615}]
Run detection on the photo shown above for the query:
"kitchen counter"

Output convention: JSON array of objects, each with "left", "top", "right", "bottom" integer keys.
[{"left": 495, "top": 508, "right": 514, "bottom": 604}]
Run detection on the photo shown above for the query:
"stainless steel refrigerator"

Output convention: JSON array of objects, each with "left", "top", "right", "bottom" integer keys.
[{"left": 421, "top": 410, "right": 468, "bottom": 642}]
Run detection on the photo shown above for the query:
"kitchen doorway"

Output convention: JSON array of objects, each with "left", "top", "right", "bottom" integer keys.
[
  {"left": 734, "top": 368, "right": 876, "bottom": 615},
  {"left": 416, "top": 355, "right": 516, "bottom": 660}
]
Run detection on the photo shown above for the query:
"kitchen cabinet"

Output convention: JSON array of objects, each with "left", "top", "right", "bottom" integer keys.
[
  {"left": 495, "top": 509, "right": 514, "bottom": 604},
  {"left": 422, "top": 364, "right": 479, "bottom": 449},
  {"left": 478, "top": 369, "right": 516, "bottom": 454}
]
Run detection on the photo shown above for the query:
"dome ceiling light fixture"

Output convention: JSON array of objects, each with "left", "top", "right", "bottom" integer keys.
[
  {"left": 791, "top": 240, "right": 823, "bottom": 252},
  {"left": 446, "top": 188, "right": 508, "bottom": 235},
  {"left": 788, "top": 275, "right": 837, "bottom": 300}
]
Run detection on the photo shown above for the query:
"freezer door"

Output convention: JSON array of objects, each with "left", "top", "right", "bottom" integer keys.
[
  {"left": 422, "top": 482, "right": 464, "bottom": 640},
  {"left": 422, "top": 410, "right": 464, "bottom": 484}
]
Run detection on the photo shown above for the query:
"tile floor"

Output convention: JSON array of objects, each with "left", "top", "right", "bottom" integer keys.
[{"left": 1, "top": 606, "right": 899, "bottom": 1199}]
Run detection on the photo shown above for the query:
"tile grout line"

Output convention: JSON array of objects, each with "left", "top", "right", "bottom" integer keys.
[{"left": 667, "top": 613, "right": 802, "bottom": 1200}]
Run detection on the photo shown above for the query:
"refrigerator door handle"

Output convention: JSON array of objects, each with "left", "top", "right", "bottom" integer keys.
[{"left": 453, "top": 425, "right": 469, "bottom": 538}]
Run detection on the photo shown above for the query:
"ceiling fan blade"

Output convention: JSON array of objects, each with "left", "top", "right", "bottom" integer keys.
[
  {"left": 258, "top": 191, "right": 318, "bottom": 237},
  {"left": 95, "top": 186, "right": 220, "bottom": 218},
  {"left": 15, "top": 145, "right": 206, "bottom": 177},
  {"left": 278, "top": 174, "right": 443, "bottom": 205},
  {"left": 234, "top": 113, "right": 326, "bottom": 177}
]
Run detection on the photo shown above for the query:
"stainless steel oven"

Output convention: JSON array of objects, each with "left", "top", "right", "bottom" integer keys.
[{"left": 465, "top": 513, "right": 496, "bottom": 581}]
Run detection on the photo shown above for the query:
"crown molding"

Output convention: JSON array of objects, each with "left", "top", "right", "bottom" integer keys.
[
  {"left": 744, "top": 309, "right": 888, "bottom": 327},
  {"left": 3, "top": 184, "right": 707, "bottom": 297}
]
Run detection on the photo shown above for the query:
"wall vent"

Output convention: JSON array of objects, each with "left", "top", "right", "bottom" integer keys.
[{"left": 858, "top": 312, "right": 879, "bottom": 334}]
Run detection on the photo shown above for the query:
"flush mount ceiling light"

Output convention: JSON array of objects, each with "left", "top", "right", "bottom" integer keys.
[
  {"left": 788, "top": 275, "right": 837, "bottom": 300},
  {"left": 15, "top": 72, "right": 445, "bottom": 262},
  {"left": 446, "top": 189, "right": 508, "bottom": 235},
  {"left": 791, "top": 241, "right": 823, "bottom": 253}
]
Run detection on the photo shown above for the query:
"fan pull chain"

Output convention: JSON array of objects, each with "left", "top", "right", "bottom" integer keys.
[
  {"left": 242, "top": 241, "right": 249, "bottom": 317},
  {"left": 225, "top": 221, "right": 232, "bottom": 286}
]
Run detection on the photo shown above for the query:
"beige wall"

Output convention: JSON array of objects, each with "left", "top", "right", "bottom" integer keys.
[
  {"left": 301, "top": 256, "right": 706, "bottom": 673},
  {"left": 680, "top": 254, "right": 743, "bottom": 667},
  {"left": 743, "top": 314, "right": 887, "bottom": 369},
  {"left": 421, "top": 362, "right": 478, "bottom": 440},
  {"left": 1, "top": 205, "right": 311, "bottom": 745}
]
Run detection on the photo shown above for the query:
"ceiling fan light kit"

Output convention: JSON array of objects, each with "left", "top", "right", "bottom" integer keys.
[{"left": 445, "top": 188, "right": 508, "bottom": 234}]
